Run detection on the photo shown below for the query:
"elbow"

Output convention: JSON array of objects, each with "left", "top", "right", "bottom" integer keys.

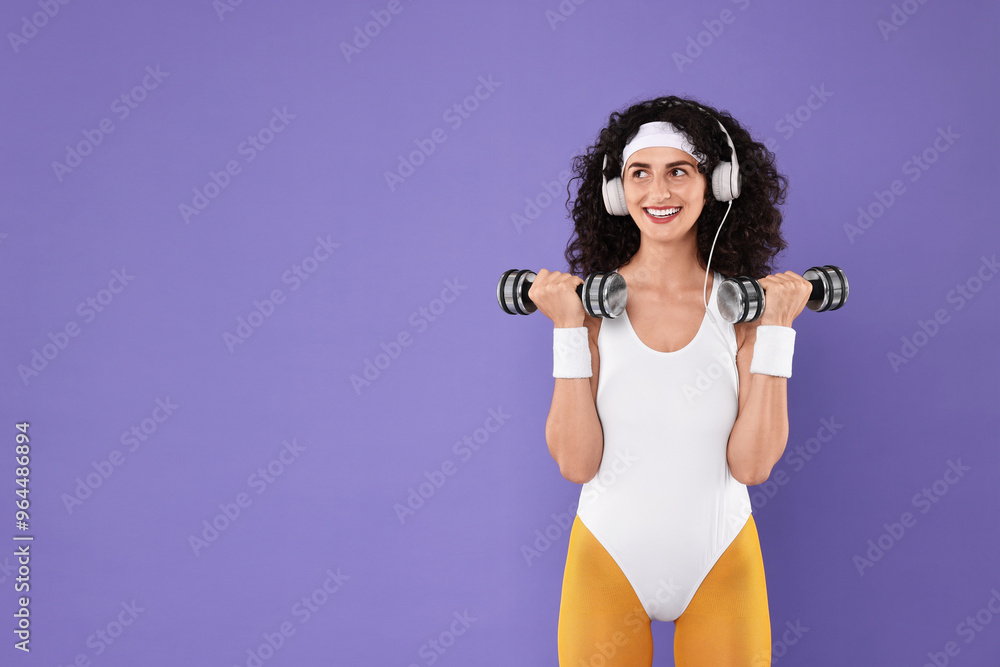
[
  {"left": 545, "top": 423, "right": 601, "bottom": 485},
  {"left": 730, "top": 454, "right": 773, "bottom": 486},
  {"left": 549, "top": 440, "right": 599, "bottom": 484},
  {"left": 734, "top": 465, "right": 772, "bottom": 487},
  {"left": 558, "top": 462, "right": 598, "bottom": 485},
  {"left": 546, "top": 438, "right": 600, "bottom": 485}
]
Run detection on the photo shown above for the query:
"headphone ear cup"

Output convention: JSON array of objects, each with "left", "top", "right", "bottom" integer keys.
[
  {"left": 601, "top": 154, "right": 629, "bottom": 216},
  {"left": 603, "top": 175, "right": 628, "bottom": 216},
  {"left": 708, "top": 115, "right": 741, "bottom": 202},
  {"left": 711, "top": 161, "right": 737, "bottom": 202}
]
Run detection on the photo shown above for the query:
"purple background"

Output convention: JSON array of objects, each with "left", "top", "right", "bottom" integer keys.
[{"left": 2, "top": 0, "right": 999, "bottom": 665}]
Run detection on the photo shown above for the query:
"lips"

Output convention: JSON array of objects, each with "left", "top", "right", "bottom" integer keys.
[{"left": 643, "top": 206, "right": 680, "bottom": 224}]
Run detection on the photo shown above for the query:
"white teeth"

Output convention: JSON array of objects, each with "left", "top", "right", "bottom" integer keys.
[{"left": 646, "top": 207, "right": 680, "bottom": 218}]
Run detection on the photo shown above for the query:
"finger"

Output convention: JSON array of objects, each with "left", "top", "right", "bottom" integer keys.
[
  {"left": 762, "top": 274, "right": 795, "bottom": 290},
  {"left": 758, "top": 275, "right": 781, "bottom": 290}
]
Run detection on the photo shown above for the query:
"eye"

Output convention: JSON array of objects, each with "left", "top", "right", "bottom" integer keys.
[
  {"left": 669, "top": 167, "right": 688, "bottom": 178},
  {"left": 630, "top": 168, "right": 649, "bottom": 179}
]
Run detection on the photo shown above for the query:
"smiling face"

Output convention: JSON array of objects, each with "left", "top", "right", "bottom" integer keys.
[{"left": 622, "top": 146, "right": 708, "bottom": 245}]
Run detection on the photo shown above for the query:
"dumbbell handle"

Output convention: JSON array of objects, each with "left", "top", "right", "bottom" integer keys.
[
  {"left": 497, "top": 269, "right": 628, "bottom": 319},
  {"left": 502, "top": 272, "right": 582, "bottom": 313},
  {"left": 805, "top": 275, "right": 833, "bottom": 302},
  {"left": 717, "top": 265, "right": 849, "bottom": 324}
]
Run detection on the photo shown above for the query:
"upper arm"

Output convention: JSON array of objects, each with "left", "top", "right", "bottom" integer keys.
[
  {"left": 584, "top": 315, "right": 602, "bottom": 404},
  {"left": 733, "top": 320, "right": 760, "bottom": 415}
]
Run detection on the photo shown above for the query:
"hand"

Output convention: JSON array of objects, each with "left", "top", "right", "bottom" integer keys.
[
  {"left": 758, "top": 271, "right": 812, "bottom": 327},
  {"left": 528, "top": 269, "right": 586, "bottom": 328}
]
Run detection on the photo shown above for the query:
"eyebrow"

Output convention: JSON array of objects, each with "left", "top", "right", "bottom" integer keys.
[{"left": 627, "top": 160, "right": 696, "bottom": 170}]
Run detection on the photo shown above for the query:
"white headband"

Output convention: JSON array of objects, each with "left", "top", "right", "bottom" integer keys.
[{"left": 621, "top": 122, "right": 703, "bottom": 174}]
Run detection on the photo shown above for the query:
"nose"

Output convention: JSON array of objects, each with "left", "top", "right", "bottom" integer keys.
[{"left": 650, "top": 175, "right": 671, "bottom": 201}]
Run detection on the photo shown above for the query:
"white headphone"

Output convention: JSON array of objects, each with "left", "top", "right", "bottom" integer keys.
[{"left": 601, "top": 104, "right": 741, "bottom": 216}]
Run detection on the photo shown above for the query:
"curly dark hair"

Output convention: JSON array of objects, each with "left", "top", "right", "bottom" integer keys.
[{"left": 564, "top": 95, "right": 788, "bottom": 280}]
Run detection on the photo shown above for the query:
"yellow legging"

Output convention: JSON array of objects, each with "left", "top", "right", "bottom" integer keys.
[{"left": 557, "top": 515, "right": 771, "bottom": 666}]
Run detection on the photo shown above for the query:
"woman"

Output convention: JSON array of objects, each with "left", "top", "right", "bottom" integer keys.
[{"left": 528, "top": 96, "right": 812, "bottom": 665}]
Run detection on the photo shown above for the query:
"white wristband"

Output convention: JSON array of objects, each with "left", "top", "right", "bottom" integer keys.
[
  {"left": 750, "top": 325, "right": 795, "bottom": 378},
  {"left": 553, "top": 327, "right": 592, "bottom": 378}
]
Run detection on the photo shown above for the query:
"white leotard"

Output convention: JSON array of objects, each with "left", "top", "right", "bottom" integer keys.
[{"left": 575, "top": 271, "right": 753, "bottom": 622}]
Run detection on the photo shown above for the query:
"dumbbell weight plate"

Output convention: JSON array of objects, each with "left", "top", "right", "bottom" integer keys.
[
  {"left": 582, "top": 272, "right": 628, "bottom": 319},
  {"left": 803, "top": 265, "right": 849, "bottom": 313},
  {"left": 497, "top": 269, "right": 537, "bottom": 315},
  {"left": 718, "top": 276, "right": 764, "bottom": 324}
]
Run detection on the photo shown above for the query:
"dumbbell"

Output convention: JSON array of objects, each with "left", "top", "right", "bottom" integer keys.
[
  {"left": 718, "top": 265, "right": 849, "bottom": 324},
  {"left": 497, "top": 270, "right": 628, "bottom": 319}
]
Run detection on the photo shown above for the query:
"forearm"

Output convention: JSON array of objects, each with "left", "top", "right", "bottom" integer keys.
[
  {"left": 545, "top": 378, "right": 603, "bottom": 484},
  {"left": 727, "top": 373, "right": 789, "bottom": 485}
]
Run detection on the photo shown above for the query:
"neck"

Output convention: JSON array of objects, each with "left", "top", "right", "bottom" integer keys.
[{"left": 622, "top": 234, "right": 709, "bottom": 294}]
